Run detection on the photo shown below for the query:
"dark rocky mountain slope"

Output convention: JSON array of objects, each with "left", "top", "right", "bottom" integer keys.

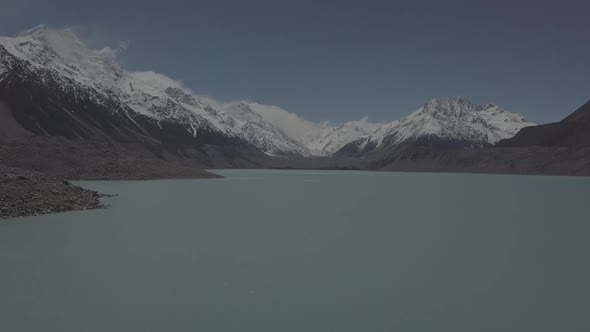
[{"left": 497, "top": 100, "right": 590, "bottom": 148}]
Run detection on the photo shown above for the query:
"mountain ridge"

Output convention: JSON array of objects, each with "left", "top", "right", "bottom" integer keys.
[
  {"left": 362, "top": 100, "right": 590, "bottom": 176},
  {"left": 1, "top": 25, "right": 548, "bottom": 167},
  {"left": 0, "top": 26, "right": 313, "bottom": 157},
  {"left": 0, "top": 25, "right": 390, "bottom": 157},
  {"left": 336, "top": 97, "right": 531, "bottom": 157}
]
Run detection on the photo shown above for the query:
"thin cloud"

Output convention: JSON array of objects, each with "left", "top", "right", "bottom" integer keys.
[
  {"left": 247, "top": 102, "right": 327, "bottom": 139},
  {"left": 28, "top": 25, "right": 382, "bottom": 140}
]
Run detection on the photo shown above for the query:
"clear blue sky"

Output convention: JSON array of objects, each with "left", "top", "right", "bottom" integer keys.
[{"left": 1, "top": 0, "right": 589, "bottom": 124}]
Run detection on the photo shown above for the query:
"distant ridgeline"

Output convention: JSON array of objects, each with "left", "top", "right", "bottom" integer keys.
[{"left": 1, "top": 25, "right": 589, "bottom": 176}]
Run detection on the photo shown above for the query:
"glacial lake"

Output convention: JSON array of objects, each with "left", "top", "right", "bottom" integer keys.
[{"left": 1, "top": 170, "right": 589, "bottom": 331}]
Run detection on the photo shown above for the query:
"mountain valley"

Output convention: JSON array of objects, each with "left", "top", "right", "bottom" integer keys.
[{"left": 1, "top": 25, "right": 589, "bottom": 220}]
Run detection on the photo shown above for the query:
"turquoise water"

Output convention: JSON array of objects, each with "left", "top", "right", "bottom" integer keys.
[{"left": 1, "top": 170, "right": 589, "bottom": 331}]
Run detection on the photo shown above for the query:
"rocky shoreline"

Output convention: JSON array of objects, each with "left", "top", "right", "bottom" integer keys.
[
  {"left": 3, "top": 134, "right": 589, "bottom": 221},
  {"left": 0, "top": 164, "right": 112, "bottom": 220},
  {"left": 0, "top": 138, "right": 228, "bottom": 220}
]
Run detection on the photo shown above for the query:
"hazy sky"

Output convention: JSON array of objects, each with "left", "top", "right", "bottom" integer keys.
[{"left": 1, "top": 0, "right": 588, "bottom": 124}]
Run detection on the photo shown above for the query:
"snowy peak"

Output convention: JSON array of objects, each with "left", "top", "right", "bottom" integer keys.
[
  {"left": 17, "top": 24, "right": 48, "bottom": 38},
  {"left": 1, "top": 25, "right": 320, "bottom": 156},
  {"left": 0, "top": 26, "right": 241, "bottom": 144},
  {"left": 336, "top": 97, "right": 532, "bottom": 156},
  {"left": 1, "top": 25, "right": 125, "bottom": 94},
  {"left": 424, "top": 96, "right": 474, "bottom": 109},
  {"left": 15, "top": 25, "right": 103, "bottom": 65},
  {"left": 1, "top": 26, "right": 535, "bottom": 159},
  {"left": 417, "top": 97, "right": 493, "bottom": 120},
  {"left": 396, "top": 96, "right": 531, "bottom": 144}
]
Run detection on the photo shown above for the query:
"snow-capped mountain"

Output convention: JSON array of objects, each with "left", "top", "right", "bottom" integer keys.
[
  {"left": 0, "top": 26, "right": 533, "bottom": 160},
  {"left": 337, "top": 97, "right": 531, "bottom": 157},
  {"left": 0, "top": 25, "right": 311, "bottom": 156},
  {"left": 240, "top": 102, "right": 382, "bottom": 156},
  {"left": 221, "top": 102, "right": 311, "bottom": 156},
  {"left": 304, "top": 117, "right": 381, "bottom": 155},
  {"left": 0, "top": 25, "right": 238, "bottom": 144}
]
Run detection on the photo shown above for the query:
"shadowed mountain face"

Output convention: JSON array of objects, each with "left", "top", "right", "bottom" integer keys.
[
  {"left": 497, "top": 100, "right": 590, "bottom": 147},
  {"left": 0, "top": 59, "right": 233, "bottom": 147},
  {"left": 0, "top": 29, "right": 269, "bottom": 174},
  {"left": 0, "top": 100, "right": 31, "bottom": 141},
  {"left": 0, "top": 31, "right": 251, "bottom": 149}
]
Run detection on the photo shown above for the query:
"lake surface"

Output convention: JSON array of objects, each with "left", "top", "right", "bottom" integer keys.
[{"left": 1, "top": 170, "right": 589, "bottom": 331}]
